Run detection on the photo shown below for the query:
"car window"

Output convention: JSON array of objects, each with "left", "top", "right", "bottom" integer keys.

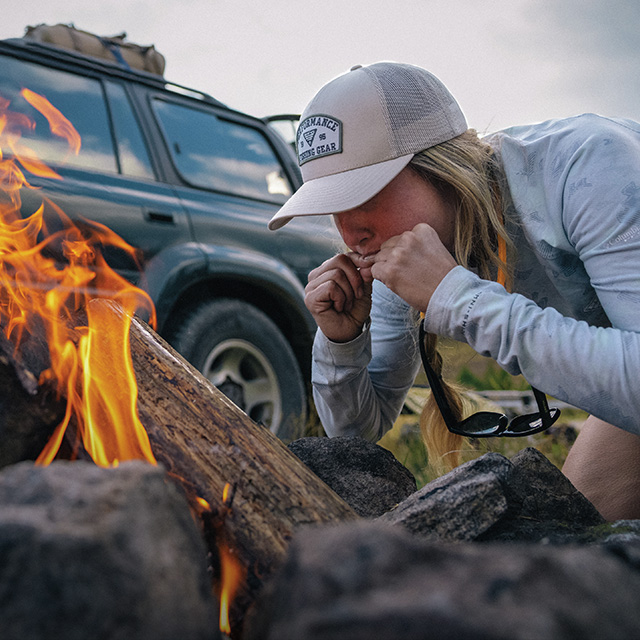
[
  {"left": 152, "top": 99, "right": 292, "bottom": 203},
  {"left": 105, "top": 81, "right": 155, "bottom": 179},
  {"left": 0, "top": 54, "right": 117, "bottom": 173}
]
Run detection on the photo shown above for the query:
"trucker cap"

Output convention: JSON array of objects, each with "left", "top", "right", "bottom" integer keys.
[{"left": 268, "top": 61, "right": 467, "bottom": 230}]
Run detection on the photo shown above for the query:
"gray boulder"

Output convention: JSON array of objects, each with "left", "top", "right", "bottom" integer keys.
[
  {"left": 481, "top": 447, "right": 605, "bottom": 541},
  {"left": 379, "top": 451, "right": 513, "bottom": 541},
  {"left": 245, "top": 519, "right": 640, "bottom": 640},
  {"left": 0, "top": 460, "right": 218, "bottom": 640},
  {"left": 287, "top": 436, "right": 416, "bottom": 517},
  {"left": 380, "top": 448, "right": 605, "bottom": 543}
]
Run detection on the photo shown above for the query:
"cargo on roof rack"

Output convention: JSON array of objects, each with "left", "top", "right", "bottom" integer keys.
[{"left": 23, "top": 23, "right": 165, "bottom": 76}]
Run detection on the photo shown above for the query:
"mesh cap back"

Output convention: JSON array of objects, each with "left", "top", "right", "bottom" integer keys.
[{"left": 367, "top": 63, "right": 466, "bottom": 156}]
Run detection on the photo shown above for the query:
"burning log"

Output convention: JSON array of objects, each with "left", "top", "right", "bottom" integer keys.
[
  {"left": 0, "top": 330, "right": 65, "bottom": 467},
  {"left": 124, "top": 302, "right": 358, "bottom": 636}
]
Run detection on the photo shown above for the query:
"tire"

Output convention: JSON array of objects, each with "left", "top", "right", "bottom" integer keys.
[{"left": 170, "top": 299, "right": 308, "bottom": 441}]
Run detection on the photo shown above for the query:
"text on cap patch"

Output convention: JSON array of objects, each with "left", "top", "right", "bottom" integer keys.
[{"left": 296, "top": 115, "right": 342, "bottom": 165}]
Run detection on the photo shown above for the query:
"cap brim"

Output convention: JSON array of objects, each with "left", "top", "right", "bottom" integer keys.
[{"left": 268, "top": 153, "right": 414, "bottom": 230}]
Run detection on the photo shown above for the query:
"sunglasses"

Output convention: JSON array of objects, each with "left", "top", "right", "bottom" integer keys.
[{"left": 418, "top": 323, "right": 560, "bottom": 437}]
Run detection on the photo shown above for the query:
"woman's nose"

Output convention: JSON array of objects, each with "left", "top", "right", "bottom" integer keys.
[
  {"left": 335, "top": 214, "right": 371, "bottom": 252},
  {"left": 344, "top": 229, "right": 372, "bottom": 253}
]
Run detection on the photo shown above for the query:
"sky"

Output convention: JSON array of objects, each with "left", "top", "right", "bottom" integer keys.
[{"left": 1, "top": 0, "right": 639, "bottom": 135}]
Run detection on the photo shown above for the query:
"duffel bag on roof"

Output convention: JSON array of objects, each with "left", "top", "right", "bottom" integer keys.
[{"left": 23, "top": 23, "right": 166, "bottom": 76}]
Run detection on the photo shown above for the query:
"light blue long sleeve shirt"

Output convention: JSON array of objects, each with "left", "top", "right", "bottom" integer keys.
[{"left": 313, "top": 114, "right": 640, "bottom": 439}]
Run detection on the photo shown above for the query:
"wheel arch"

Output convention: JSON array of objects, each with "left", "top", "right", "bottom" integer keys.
[{"left": 155, "top": 258, "right": 317, "bottom": 382}]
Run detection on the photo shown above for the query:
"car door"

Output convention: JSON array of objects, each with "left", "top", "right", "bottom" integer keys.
[{"left": 148, "top": 95, "right": 339, "bottom": 285}]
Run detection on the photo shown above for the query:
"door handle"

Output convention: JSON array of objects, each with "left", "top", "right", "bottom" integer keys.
[{"left": 145, "top": 211, "right": 175, "bottom": 224}]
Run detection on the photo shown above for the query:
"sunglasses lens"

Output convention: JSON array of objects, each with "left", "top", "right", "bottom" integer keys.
[
  {"left": 503, "top": 408, "right": 561, "bottom": 437},
  {"left": 456, "top": 412, "right": 508, "bottom": 436}
]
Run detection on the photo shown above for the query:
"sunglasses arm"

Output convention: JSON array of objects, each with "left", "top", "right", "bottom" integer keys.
[{"left": 418, "top": 324, "right": 460, "bottom": 431}]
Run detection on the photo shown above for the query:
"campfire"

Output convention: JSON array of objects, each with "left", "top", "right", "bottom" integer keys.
[{"left": 0, "top": 89, "right": 355, "bottom": 639}]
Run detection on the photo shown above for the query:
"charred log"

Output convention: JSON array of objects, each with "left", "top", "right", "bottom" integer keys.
[
  {"left": 0, "top": 328, "right": 65, "bottom": 468},
  {"left": 125, "top": 302, "right": 358, "bottom": 636}
]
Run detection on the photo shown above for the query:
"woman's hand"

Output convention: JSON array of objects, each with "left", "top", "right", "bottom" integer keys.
[
  {"left": 306, "top": 223, "right": 456, "bottom": 340},
  {"left": 366, "top": 223, "right": 457, "bottom": 311},
  {"left": 305, "top": 252, "right": 373, "bottom": 343}
]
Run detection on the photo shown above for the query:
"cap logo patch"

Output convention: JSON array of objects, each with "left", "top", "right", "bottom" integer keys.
[{"left": 297, "top": 114, "right": 342, "bottom": 165}]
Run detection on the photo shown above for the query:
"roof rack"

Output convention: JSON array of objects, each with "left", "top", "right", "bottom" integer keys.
[{"left": 0, "top": 37, "right": 226, "bottom": 108}]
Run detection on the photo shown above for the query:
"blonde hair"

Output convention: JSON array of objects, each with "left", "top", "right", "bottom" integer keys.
[{"left": 409, "top": 130, "right": 513, "bottom": 476}]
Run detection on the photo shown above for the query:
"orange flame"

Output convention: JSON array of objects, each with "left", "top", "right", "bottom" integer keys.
[
  {"left": 218, "top": 481, "right": 244, "bottom": 635},
  {"left": 2, "top": 91, "right": 247, "bottom": 635},
  {"left": 196, "top": 496, "right": 211, "bottom": 510},
  {"left": 218, "top": 541, "right": 243, "bottom": 635},
  {"left": 0, "top": 90, "right": 156, "bottom": 467}
]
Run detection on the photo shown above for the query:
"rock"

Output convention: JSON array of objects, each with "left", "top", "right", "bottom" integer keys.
[
  {"left": 287, "top": 441, "right": 606, "bottom": 544},
  {"left": 287, "top": 436, "right": 416, "bottom": 517},
  {"left": 479, "top": 447, "right": 606, "bottom": 542},
  {"left": 0, "top": 460, "right": 218, "bottom": 640},
  {"left": 245, "top": 519, "right": 640, "bottom": 640},
  {"left": 378, "top": 452, "right": 513, "bottom": 541},
  {"left": 601, "top": 521, "right": 640, "bottom": 571},
  {"left": 510, "top": 447, "right": 602, "bottom": 524},
  {"left": 377, "top": 449, "right": 607, "bottom": 544},
  {"left": 510, "top": 447, "right": 605, "bottom": 526}
]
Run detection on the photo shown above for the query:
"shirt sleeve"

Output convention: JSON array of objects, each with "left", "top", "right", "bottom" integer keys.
[{"left": 312, "top": 280, "right": 422, "bottom": 441}]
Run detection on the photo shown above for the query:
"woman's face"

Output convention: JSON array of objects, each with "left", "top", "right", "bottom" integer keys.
[{"left": 333, "top": 167, "right": 455, "bottom": 257}]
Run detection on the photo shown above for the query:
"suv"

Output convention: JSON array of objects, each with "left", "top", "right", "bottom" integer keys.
[{"left": 0, "top": 36, "right": 339, "bottom": 441}]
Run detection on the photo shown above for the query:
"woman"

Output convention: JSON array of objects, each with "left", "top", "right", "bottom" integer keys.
[{"left": 268, "top": 62, "right": 640, "bottom": 520}]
